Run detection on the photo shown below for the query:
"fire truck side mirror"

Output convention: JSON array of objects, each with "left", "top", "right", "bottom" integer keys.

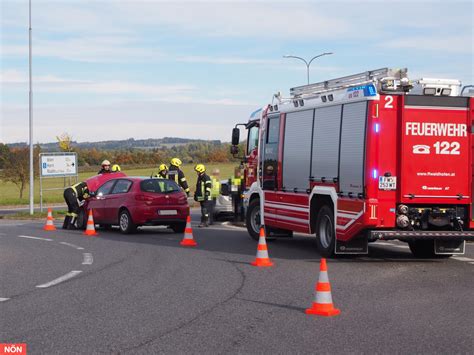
[
  {"left": 230, "top": 145, "right": 239, "bottom": 155},
  {"left": 231, "top": 128, "right": 240, "bottom": 146}
]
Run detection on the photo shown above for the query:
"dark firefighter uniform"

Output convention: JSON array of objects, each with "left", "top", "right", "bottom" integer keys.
[
  {"left": 168, "top": 166, "right": 190, "bottom": 196},
  {"left": 194, "top": 164, "right": 212, "bottom": 227},
  {"left": 63, "top": 181, "right": 89, "bottom": 230}
]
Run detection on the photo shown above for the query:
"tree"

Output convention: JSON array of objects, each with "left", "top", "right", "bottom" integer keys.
[
  {"left": 0, "top": 147, "right": 29, "bottom": 198},
  {"left": 0, "top": 143, "right": 10, "bottom": 169},
  {"left": 56, "top": 132, "right": 74, "bottom": 152}
]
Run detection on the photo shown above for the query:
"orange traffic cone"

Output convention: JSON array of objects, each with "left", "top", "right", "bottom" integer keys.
[
  {"left": 251, "top": 227, "right": 273, "bottom": 267},
  {"left": 180, "top": 215, "right": 197, "bottom": 247},
  {"left": 43, "top": 208, "right": 57, "bottom": 231},
  {"left": 306, "top": 258, "right": 340, "bottom": 317},
  {"left": 83, "top": 209, "right": 98, "bottom": 236}
]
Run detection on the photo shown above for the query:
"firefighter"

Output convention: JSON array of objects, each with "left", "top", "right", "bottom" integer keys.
[
  {"left": 168, "top": 158, "right": 190, "bottom": 196},
  {"left": 194, "top": 164, "right": 212, "bottom": 227},
  {"left": 111, "top": 164, "right": 121, "bottom": 172},
  {"left": 98, "top": 160, "right": 111, "bottom": 174},
  {"left": 63, "top": 181, "right": 90, "bottom": 230},
  {"left": 209, "top": 168, "right": 221, "bottom": 225},
  {"left": 152, "top": 164, "right": 168, "bottom": 179},
  {"left": 229, "top": 167, "right": 244, "bottom": 221}
]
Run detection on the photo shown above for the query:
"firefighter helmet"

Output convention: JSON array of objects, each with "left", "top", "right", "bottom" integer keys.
[
  {"left": 101, "top": 160, "right": 111, "bottom": 167},
  {"left": 170, "top": 158, "right": 182, "bottom": 167},
  {"left": 194, "top": 164, "right": 206, "bottom": 173},
  {"left": 158, "top": 164, "right": 168, "bottom": 172},
  {"left": 111, "top": 164, "right": 121, "bottom": 172}
]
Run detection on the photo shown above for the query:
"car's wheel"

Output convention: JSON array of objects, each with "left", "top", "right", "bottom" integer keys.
[
  {"left": 76, "top": 208, "right": 87, "bottom": 230},
  {"left": 118, "top": 209, "right": 136, "bottom": 234},
  {"left": 171, "top": 222, "right": 186, "bottom": 233},
  {"left": 246, "top": 199, "right": 261, "bottom": 241},
  {"left": 315, "top": 205, "right": 336, "bottom": 258}
]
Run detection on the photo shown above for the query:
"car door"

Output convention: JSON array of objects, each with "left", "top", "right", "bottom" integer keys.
[
  {"left": 105, "top": 179, "right": 133, "bottom": 223},
  {"left": 90, "top": 180, "right": 117, "bottom": 222}
]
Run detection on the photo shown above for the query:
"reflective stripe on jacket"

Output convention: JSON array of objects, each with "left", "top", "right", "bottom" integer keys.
[
  {"left": 211, "top": 178, "right": 220, "bottom": 198},
  {"left": 195, "top": 173, "right": 212, "bottom": 202},
  {"left": 71, "top": 182, "right": 89, "bottom": 200},
  {"left": 168, "top": 166, "right": 190, "bottom": 193}
]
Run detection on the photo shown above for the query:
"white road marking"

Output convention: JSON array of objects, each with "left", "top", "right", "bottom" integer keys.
[
  {"left": 82, "top": 253, "right": 93, "bottom": 265},
  {"left": 451, "top": 256, "right": 474, "bottom": 262},
  {"left": 374, "top": 241, "right": 409, "bottom": 249},
  {"left": 391, "top": 244, "right": 409, "bottom": 249},
  {"left": 469, "top": 262, "right": 474, "bottom": 265},
  {"left": 219, "top": 224, "right": 245, "bottom": 230},
  {"left": 0, "top": 298, "right": 10, "bottom": 302},
  {"left": 36, "top": 270, "right": 82, "bottom": 288},
  {"left": 60, "top": 242, "right": 84, "bottom": 250},
  {"left": 18, "top": 235, "right": 52, "bottom": 242}
]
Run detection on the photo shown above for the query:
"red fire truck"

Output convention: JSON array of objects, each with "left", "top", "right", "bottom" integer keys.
[{"left": 231, "top": 68, "right": 474, "bottom": 257}]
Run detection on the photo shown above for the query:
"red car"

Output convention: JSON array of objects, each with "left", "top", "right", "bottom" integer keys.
[{"left": 78, "top": 177, "right": 189, "bottom": 233}]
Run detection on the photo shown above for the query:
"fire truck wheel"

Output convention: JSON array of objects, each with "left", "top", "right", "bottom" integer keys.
[
  {"left": 408, "top": 240, "right": 451, "bottom": 258},
  {"left": 246, "top": 199, "right": 261, "bottom": 241},
  {"left": 315, "top": 205, "right": 335, "bottom": 257}
]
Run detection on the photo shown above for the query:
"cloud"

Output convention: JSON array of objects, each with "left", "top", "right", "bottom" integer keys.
[
  {"left": 382, "top": 35, "right": 473, "bottom": 54},
  {"left": 1, "top": 36, "right": 158, "bottom": 63},
  {"left": 1, "top": 69, "right": 258, "bottom": 106}
]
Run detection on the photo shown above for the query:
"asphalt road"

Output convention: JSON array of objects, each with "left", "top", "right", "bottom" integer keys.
[{"left": 1, "top": 211, "right": 473, "bottom": 354}]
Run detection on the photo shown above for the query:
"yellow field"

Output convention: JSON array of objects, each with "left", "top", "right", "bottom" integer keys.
[{"left": 0, "top": 163, "right": 238, "bottom": 206}]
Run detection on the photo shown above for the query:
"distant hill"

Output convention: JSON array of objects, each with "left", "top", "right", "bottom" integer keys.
[{"left": 8, "top": 137, "right": 222, "bottom": 151}]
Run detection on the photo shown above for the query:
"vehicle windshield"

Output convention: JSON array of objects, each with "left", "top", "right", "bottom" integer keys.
[
  {"left": 140, "top": 179, "right": 181, "bottom": 193},
  {"left": 247, "top": 125, "right": 259, "bottom": 154}
]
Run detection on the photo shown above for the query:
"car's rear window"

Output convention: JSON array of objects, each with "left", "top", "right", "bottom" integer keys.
[{"left": 140, "top": 179, "right": 181, "bottom": 193}]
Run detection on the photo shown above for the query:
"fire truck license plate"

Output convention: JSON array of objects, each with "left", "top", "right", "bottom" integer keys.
[{"left": 378, "top": 176, "right": 397, "bottom": 190}]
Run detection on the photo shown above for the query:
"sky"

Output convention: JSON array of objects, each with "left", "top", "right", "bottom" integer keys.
[{"left": 1, "top": 0, "right": 473, "bottom": 144}]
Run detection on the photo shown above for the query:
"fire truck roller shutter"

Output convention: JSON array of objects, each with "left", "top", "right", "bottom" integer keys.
[
  {"left": 282, "top": 109, "right": 314, "bottom": 192},
  {"left": 311, "top": 105, "right": 342, "bottom": 182},
  {"left": 339, "top": 101, "right": 368, "bottom": 196}
]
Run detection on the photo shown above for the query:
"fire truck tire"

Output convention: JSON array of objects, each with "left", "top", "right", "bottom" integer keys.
[
  {"left": 408, "top": 240, "right": 451, "bottom": 258},
  {"left": 315, "top": 205, "right": 336, "bottom": 258},
  {"left": 246, "top": 199, "right": 262, "bottom": 241}
]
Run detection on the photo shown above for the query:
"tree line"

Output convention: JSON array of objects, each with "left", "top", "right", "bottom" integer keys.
[{"left": 0, "top": 140, "right": 245, "bottom": 198}]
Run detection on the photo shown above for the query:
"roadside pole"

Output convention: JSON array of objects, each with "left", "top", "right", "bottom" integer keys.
[{"left": 29, "top": 0, "right": 34, "bottom": 215}]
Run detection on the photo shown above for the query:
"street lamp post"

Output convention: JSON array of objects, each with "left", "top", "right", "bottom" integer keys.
[
  {"left": 29, "top": 0, "right": 34, "bottom": 215},
  {"left": 283, "top": 52, "right": 333, "bottom": 84}
]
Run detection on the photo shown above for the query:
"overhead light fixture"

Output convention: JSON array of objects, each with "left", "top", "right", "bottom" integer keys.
[
  {"left": 423, "top": 87, "right": 436, "bottom": 95},
  {"left": 441, "top": 88, "right": 452, "bottom": 96}
]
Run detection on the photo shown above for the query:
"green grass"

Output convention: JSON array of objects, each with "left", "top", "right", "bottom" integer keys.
[
  {"left": 0, "top": 163, "right": 238, "bottom": 206},
  {"left": 0, "top": 210, "right": 68, "bottom": 220}
]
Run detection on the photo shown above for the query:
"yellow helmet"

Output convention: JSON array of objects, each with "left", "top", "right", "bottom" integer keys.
[
  {"left": 194, "top": 164, "right": 206, "bottom": 173},
  {"left": 158, "top": 163, "right": 168, "bottom": 172},
  {"left": 170, "top": 158, "right": 182, "bottom": 167},
  {"left": 111, "top": 164, "right": 121, "bottom": 172},
  {"left": 101, "top": 160, "right": 111, "bottom": 167}
]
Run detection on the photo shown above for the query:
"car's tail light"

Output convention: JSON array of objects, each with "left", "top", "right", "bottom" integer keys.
[{"left": 135, "top": 194, "right": 154, "bottom": 201}]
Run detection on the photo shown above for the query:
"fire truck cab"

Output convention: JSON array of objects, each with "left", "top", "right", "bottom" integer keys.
[{"left": 231, "top": 68, "right": 474, "bottom": 258}]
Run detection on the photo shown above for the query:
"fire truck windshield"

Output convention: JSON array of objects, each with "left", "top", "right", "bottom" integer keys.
[{"left": 247, "top": 126, "right": 259, "bottom": 154}]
